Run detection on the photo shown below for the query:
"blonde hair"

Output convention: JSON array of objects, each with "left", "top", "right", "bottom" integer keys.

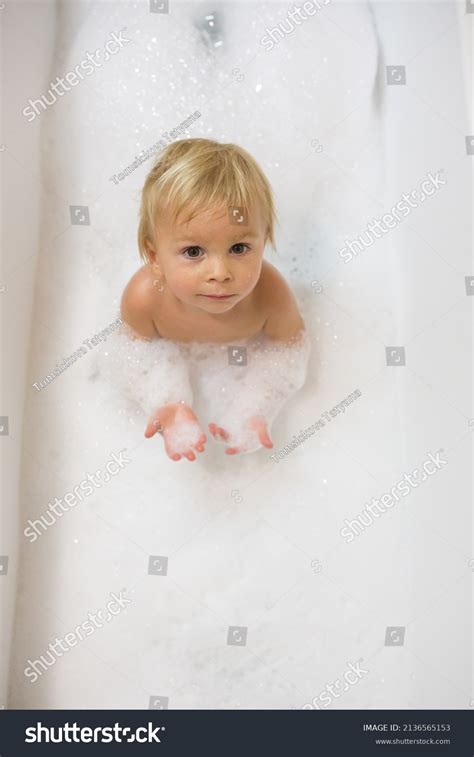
[{"left": 137, "top": 138, "right": 278, "bottom": 263}]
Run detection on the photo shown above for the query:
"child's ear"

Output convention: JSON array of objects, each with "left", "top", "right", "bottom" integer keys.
[
  {"left": 145, "top": 240, "right": 158, "bottom": 264},
  {"left": 148, "top": 252, "right": 164, "bottom": 280}
]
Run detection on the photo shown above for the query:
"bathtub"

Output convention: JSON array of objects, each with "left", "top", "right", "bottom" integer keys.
[{"left": 2, "top": 0, "right": 472, "bottom": 709}]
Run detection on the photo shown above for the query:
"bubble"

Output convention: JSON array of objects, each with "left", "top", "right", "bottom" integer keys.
[
  {"left": 188, "top": 330, "right": 311, "bottom": 454},
  {"left": 97, "top": 309, "right": 312, "bottom": 456},
  {"left": 166, "top": 417, "right": 202, "bottom": 451}
]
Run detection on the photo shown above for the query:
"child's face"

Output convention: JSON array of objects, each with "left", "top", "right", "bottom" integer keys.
[{"left": 149, "top": 203, "right": 268, "bottom": 314}]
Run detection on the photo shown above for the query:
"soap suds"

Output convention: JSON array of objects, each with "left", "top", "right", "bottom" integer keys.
[{"left": 96, "top": 286, "right": 314, "bottom": 455}]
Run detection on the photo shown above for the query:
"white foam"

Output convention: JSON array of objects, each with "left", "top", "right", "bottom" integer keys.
[
  {"left": 96, "top": 290, "right": 313, "bottom": 455},
  {"left": 164, "top": 415, "right": 203, "bottom": 453},
  {"left": 97, "top": 322, "right": 194, "bottom": 416},
  {"left": 183, "top": 329, "right": 311, "bottom": 453}
]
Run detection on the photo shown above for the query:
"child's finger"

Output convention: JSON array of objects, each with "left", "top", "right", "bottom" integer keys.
[
  {"left": 208, "top": 423, "right": 230, "bottom": 441},
  {"left": 192, "top": 431, "right": 207, "bottom": 452},
  {"left": 208, "top": 422, "right": 222, "bottom": 438},
  {"left": 144, "top": 420, "right": 159, "bottom": 438},
  {"left": 258, "top": 427, "right": 273, "bottom": 449},
  {"left": 184, "top": 450, "right": 196, "bottom": 461},
  {"left": 251, "top": 417, "right": 273, "bottom": 449},
  {"left": 225, "top": 447, "right": 240, "bottom": 455},
  {"left": 192, "top": 434, "right": 206, "bottom": 450},
  {"left": 163, "top": 436, "right": 181, "bottom": 461}
]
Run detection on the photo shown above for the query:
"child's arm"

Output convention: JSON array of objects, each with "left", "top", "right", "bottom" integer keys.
[
  {"left": 120, "top": 267, "right": 160, "bottom": 340},
  {"left": 261, "top": 262, "right": 306, "bottom": 344},
  {"left": 97, "top": 273, "right": 206, "bottom": 462}
]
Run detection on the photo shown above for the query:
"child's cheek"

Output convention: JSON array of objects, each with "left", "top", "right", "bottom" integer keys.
[
  {"left": 242, "top": 265, "right": 260, "bottom": 291},
  {"left": 175, "top": 267, "right": 199, "bottom": 295}
]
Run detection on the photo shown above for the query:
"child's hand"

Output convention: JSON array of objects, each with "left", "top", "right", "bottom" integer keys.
[
  {"left": 145, "top": 403, "right": 207, "bottom": 462},
  {"left": 208, "top": 415, "right": 273, "bottom": 455}
]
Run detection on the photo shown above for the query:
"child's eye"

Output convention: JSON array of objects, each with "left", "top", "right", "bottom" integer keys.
[
  {"left": 230, "top": 243, "right": 250, "bottom": 254},
  {"left": 183, "top": 246, "right": 202, "bottom": 259}
]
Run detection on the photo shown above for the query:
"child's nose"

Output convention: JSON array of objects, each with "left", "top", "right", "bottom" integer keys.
[{"left": 207, "top": 260, "right": 232, "bottom": 281}]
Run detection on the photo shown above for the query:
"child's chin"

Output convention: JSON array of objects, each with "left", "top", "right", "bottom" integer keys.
[{"left": 198, "top": 298, "right": 237, "bottom": 310}]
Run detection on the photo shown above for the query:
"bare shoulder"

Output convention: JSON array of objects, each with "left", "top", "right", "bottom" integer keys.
[
  {"left": 120, "top": 265, "right": 159, "bottom": 339},
  {"left": 258, "top": 259, "right": 288, "bottom": 290},
  {"left": 258, "top": 260, "right": 305, "bottom": 341}
]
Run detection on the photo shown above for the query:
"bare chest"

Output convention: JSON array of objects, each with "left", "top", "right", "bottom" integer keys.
[{"left": 152, "top": 298, "right": 266, "bottom": 343}]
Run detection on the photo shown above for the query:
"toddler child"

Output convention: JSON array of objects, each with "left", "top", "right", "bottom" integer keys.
[{"left": 100, "top": 138, "right": 310, "bottom": 460}]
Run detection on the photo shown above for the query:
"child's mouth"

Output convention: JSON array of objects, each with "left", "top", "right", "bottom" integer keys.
[{"left": 199, "top": 294, "right": 236, "bottom": 300}]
